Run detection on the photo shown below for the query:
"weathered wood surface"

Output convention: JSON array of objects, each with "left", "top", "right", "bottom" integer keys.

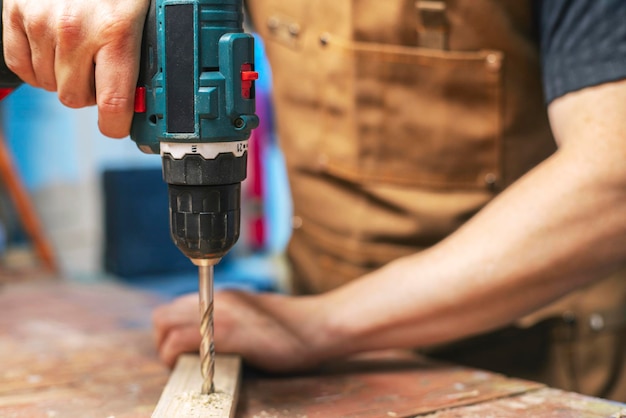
[
  {"left": 0, "top": 280, "right": 169, "bottom": 418},
  {"left": 152, "top": 354, "right": 241, "bottom": 418},
  {"left": 235, "top": 351, "right": 626, "bottom": 418},
  {"left": 1, "top": 280, "right": 624, "bottom": 418},
  {"left": 423, "top": 388, "right": 626, "bottom": 418}
]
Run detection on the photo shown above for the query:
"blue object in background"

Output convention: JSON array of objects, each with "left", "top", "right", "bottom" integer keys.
[
  {"left": 1, "top": 86, "right": 80, "bottom": 191},
  {"left": 102, "top": 167, "right": 277, "bottom": 298},
  {"left": 1, "top": 83, "right": 160, "bottom": 186},
  {"left": 102, "top": 167, "right": 194, "bottom": 277}
]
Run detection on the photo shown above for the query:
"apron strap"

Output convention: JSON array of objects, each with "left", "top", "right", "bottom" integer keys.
[{"left": 415, "top": 0, "right": 448, "bottom": 49}]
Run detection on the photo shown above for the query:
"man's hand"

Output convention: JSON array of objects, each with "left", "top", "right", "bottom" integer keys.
[
  {"left": 2, "top": 0, "right": 149, "bottom": 137},
  {"left": 153, "top": 290, "right": 334, "bottom": 372}
]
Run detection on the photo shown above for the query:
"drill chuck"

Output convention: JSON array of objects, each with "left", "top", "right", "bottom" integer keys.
[
  {"left": 167, "top": 182, "right": 240, "bottom": 260},
  {"left": 164, "top": 150, "right": 245, "bottom": 260}
]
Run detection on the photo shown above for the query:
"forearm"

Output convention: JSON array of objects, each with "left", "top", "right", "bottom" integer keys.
[
  {"left": 156, "top": 148, "right": 626, "bottom": 373},
  {"left": 312, "top": 113, "right": 626, "bottom": 359},
  {"left": 154, "top": 83, "right": 626, "bottom": 372}
]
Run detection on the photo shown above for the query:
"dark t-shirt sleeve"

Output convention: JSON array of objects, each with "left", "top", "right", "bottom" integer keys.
[{"left": 539, "top": 0, "right": 626, "bottom": 103}]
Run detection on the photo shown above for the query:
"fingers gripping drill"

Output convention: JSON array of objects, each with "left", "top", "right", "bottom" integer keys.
[{"left": 0, "top": 0, "right": 259, "bottom": 394}]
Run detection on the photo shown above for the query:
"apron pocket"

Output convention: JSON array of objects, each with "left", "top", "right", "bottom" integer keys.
[{"left": 328, "top": 39, "right": 504, "bottom": 190}]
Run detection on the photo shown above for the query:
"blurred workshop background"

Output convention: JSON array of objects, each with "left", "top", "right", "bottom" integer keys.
[{"left": 0, "top": 37, "right": 291, "bottom": 299}]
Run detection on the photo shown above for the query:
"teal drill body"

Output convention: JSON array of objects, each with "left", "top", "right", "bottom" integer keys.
[
  {"left": 131, "top": 0, "right": 258, "bottom": 152},
  {"left": 132, "top": 0, "right": 259, "bottom": 262}
]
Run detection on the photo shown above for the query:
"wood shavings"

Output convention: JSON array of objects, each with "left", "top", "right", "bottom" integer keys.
[{"left": 176, "top": 390, "right": 232, "bottom": 411}]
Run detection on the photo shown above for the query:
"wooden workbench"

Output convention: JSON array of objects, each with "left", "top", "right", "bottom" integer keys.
[{"left": 0, "top": 280, "right": 624, "bottom": 418}]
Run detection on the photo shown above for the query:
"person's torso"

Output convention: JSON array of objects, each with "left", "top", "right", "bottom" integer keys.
[{"left": 247, "top": 0, "right": 556, "bottom": 293}]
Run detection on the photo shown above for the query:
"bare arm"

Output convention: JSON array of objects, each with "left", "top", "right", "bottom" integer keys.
[
  {"left": 154, "top": 80, "right": 626, "bottom": 370},
  {"left": 317, "top": 80, "right": 626, "bottom": 358}
]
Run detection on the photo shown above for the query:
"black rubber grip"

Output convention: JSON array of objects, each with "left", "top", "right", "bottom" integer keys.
[{"left": 165, "top": 3, "right": 195, "bottom": 134}]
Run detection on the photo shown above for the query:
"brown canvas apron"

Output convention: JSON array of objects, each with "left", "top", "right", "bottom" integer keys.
[{"left": 246, "top": 0, "right": 626, "bottom": 401}]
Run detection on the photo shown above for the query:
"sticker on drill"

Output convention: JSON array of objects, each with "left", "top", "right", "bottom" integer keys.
[{"left": 160, "top": 141, "right": 249, "bottom": 159}]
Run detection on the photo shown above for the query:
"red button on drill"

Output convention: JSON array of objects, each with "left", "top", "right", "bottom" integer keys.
[
  {"left": 241, "top": 71, "right": 259, "bottom": 81},
  {"left": 134, "top": 87, "right": 146, "bottom": 113},
  {"left": 240, "top": 64, "right": 258, "bottom": 99}
]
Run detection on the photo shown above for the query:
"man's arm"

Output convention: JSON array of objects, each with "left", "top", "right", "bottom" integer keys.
[
  {"left": 153, "top": 0, "right": 626, "bottom": 369},
  {"left": 153, "top": 80, "right": 626, "bottom": 369},
  {"left": 315, "top": 80, "right": 626, "bottom": 358}
]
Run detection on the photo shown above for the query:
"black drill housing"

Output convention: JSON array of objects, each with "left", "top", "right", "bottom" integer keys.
[{"left": 162, "top": 151, "right": 247, "bottom": 261}]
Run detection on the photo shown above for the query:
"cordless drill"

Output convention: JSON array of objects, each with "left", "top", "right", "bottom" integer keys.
[
  {"left": 0, "top": 0, "right": 258, "bottom": 394},
  {"left": 132, "top": 0, "right": 258, "bottom": 394}
]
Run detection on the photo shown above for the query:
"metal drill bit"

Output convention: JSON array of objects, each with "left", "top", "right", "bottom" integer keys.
[{"left": 198, "top": 262, "right": 215, "bottom": 394}]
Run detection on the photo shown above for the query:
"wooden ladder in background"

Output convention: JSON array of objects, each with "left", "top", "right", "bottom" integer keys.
[{"left": 0, "top": 128, "right": 58, "bottom": 276}]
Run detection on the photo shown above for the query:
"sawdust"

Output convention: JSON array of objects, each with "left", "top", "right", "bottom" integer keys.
[{"left": 175, "top": 390, "right": 232, "bottom": 415}]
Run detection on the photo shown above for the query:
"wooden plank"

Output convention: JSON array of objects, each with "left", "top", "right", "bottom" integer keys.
[{"left": 152, "top": 354, "right": 241, "bottom": 418}]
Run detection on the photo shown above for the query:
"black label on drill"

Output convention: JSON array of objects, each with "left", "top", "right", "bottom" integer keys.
[{"left": 165, "top": 4, "right": 195, "bottom": 134}]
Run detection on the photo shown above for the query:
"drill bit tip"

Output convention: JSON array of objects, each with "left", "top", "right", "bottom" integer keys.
[{"left": 196, "top": 259, "right": 219, "bottom": 394}]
